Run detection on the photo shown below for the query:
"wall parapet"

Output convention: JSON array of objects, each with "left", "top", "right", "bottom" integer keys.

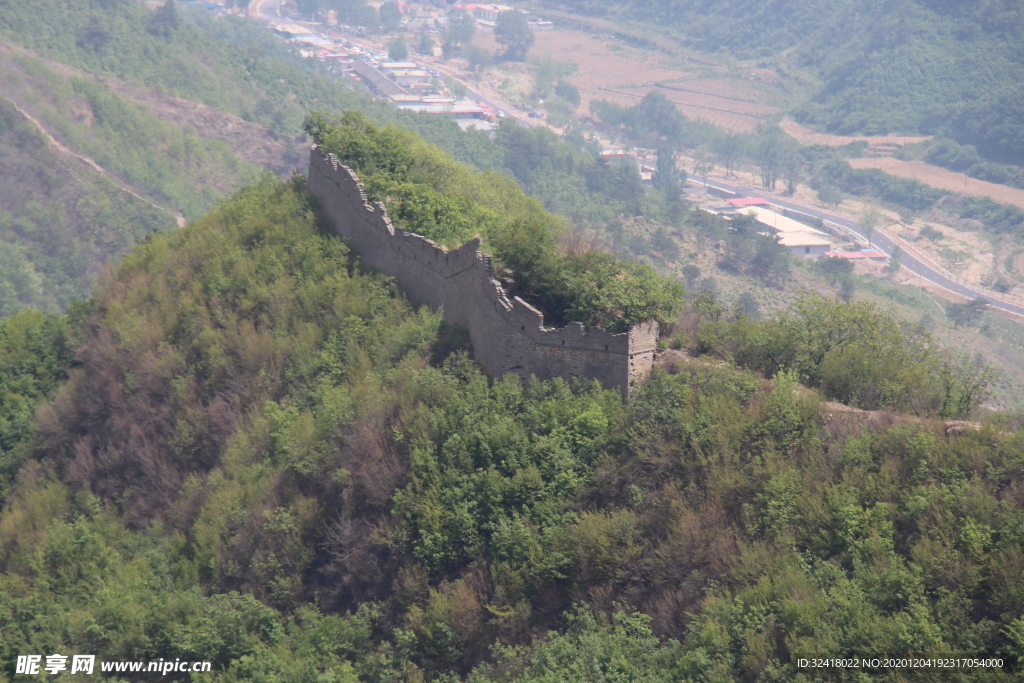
[{"left": 307, "top": 147, "right": 657, "bottom": 395}]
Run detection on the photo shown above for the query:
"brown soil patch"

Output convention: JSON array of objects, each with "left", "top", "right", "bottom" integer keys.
[
  {"left": 600, "top": 87, "right": 766, "bottom": 133},
  {"left": 848, "top": 157, "right": 1024, "bottom": 210},
  {"left": 781, "top": 118, "right": 931, "bottom": 148},
  {"left": 476, "top": 29, "right": 683, "bottom": 90},
  {"left": 658, "top": 78, "right": 780, "bottom": 105},
  {"left": 471, "top": 29, "right": 783, "bottom": 133},
  {"left": 521, "top": 6, "right": 719, "bottom": 66},
  {"left": 605, "top": 80, "right": 781, "bottom": 133}
]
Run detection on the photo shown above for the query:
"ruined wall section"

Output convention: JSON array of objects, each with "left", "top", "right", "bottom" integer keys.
[{"left": 308, "top": 148, "right": 657, "bottom": 395}]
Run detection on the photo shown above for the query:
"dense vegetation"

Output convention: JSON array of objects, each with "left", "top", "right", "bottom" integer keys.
[
  {"left": 687, "top": 291, "right": 992, "bottom": 418},
  {"left": 543, "top": 0, "right": 1024, "bottom": 165},
  {"left": 0, "top": 308, "right": 73, "bottom": 492},
  {"left": 304, "top": 111, "right": 683, "bottom": 333},
  {"left": 2, "top": 9, "right": 1023, "bottom": 678},
  {"left": 0, "top": 174, "right": 1021, "bottom": 681}
]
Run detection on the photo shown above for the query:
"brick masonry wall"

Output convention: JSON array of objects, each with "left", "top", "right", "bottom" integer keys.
[{"left": 307, "top": 148, "right": 658, "bottom": 396}]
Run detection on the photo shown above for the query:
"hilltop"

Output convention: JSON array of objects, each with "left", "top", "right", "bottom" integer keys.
[{"left": 1, "top": 118, "right": 1022, "bottom": 678}]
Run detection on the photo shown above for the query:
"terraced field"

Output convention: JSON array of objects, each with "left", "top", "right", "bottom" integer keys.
[{"left": 472, "top": 28, "right": 788, "bottom": 133}]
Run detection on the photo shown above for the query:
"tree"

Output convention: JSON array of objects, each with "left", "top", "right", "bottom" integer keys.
[
  {"left": 839, "top": 275, "right": 856, "bottom": 302},
  {"left": 682, "top": 264, "right": 701, "bottom": 285},
  {"left": 443, "top": 77, "right": 467, "bottom": 99},
  {"left": 635, "top": 91, "right": 683, "bottom": 143},
  {"left": 378, "top": 1, "right": 402, "bottom": 33},
  {"left": 557, "top": 252, "right": 684, "bottom": 332},
  {"left": 757, "top": 131, "right": 783, "bottom": 192},
  {"left": 816, "top": 183, "right": 842, "bottom": 209},
  {"left": 78, "top": 17, "right": 111, "bottom": 52},
  {"left": 295, "top": 0, "right": 319, "bottom": 20},
  {"left": 737, "top": 291, "right": 761, "bottom": 320},
  {"left": 750, "top": 233, "right": 790, "bottom": 285},
  {"left": 693, "top": 146, "right": 713, "bottom": 184},
  {"left": 860, "top": 205, "right": 880, "bottom": 246},
  {"left": 495, "top": 10, "right": 535, "bottom": 62},
  {"left": 464, "top": 45, "right": 491, "bottom": 74},
  {"left": 888, "top": 244, "right": 902, "bottom": 273},
  {"left": 721, "top": 133, "right": 742, "bottom": 176},
  {"left": 388, "top": 37, "right": 408, "bottom": 62},
  {"left": 696, "top": 276, "right": 717, "bottom": 294},
  {"left": 781, "top": 148, "right": 800, "bottom": 195},
  {"left": 654, "top": 145, "right": 681, "bottom": 201},
  {"left": 532, "top": 57, "right": 577, "bottom": 98},
  {"left": 947, "top": 297, "right": 989, "bottom": 328},
  {"left": 554, "top": 81, "right": 580, "bottom": 108},
  {"left": 326, "top": 0, "right": 378, "bottom": 27},
  {"left": 148, "top": 0, "right": 180, "bottom": 37},
  {"left": 818, "top": 256, "right": 853, "bottom": 285},
  {"left": 417, "top": 33, "right": 436, "bottom": 55},
  {"left": 442, "top": 10, "right": 475, "bottom": 57}
]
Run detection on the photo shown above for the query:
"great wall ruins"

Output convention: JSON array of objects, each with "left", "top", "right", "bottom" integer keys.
[{"left": 307, "top": 148, "right": 658, "bottom": 395}]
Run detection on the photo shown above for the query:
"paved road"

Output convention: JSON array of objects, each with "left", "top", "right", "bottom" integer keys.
[{"left": 693, "top": 175, "right": 1024, "bottom": 318}]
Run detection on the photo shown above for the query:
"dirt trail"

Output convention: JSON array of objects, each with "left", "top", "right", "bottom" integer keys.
[{"left": 10, "top": 102, "right": 187, "bottom": 227}]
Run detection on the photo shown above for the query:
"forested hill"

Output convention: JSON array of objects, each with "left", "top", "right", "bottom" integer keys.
[
  {"left": 543, "top": 0, "right": 1024, "bottom": 165},
  {"left": 0, "top": 117, "right": 1022, "bottom": 679}
]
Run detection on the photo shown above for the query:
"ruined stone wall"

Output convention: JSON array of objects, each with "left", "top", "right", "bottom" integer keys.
[{"left": 307, "top": 148, "right": 658, "bottom": 395}]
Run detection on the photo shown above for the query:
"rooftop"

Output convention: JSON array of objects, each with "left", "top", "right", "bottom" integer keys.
[
  {"left": 824, "top": 249, "right": 887, "bottom": 259},
  {"left": 775, "top": 231, "right": 833, "bottom": 248},
  {"left": 741, "top": 206, "right": 829, "bottom": 236},
  {"left": 350, "top": 60, "right": 408, "bottom": 98}
]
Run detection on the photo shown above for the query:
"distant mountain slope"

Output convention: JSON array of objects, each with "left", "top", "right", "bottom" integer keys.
[
  {"left": 0, "top": 43, "right": 268, "bottom": 316},
  {"left": 541, "top": 0, "right": 1024, "bottom": 164},
  {"left": 0, "top": 95, "right": 175, "bottom": 316}
]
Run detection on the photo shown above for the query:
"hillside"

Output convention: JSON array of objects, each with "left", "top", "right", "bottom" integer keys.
[
  {"left": 0, "top": 0, "right": 496, "bottom": 318},
  {"left": 0, "top": 121, "right": 1022, "bottom": 679},
  {"left": 5, "top": 0, "right": 1024, "bottom": 419},
  {"left": 536, "top": 0, "right": 1024, "bottom": 165},
  {"left": 0, "top": 0, "right": 667, "bottom": 317},
  {"left": 0, "top": 94, "right": 176, "bottom": 316}
]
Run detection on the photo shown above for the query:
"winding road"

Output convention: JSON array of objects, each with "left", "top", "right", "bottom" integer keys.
[{"left": 693, "top": 174, "right": 1024, "bottom": 319}]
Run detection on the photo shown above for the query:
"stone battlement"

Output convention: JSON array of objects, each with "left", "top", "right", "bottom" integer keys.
[{"left": 307, "top": 148, "right": 658, "bottom": 395}]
